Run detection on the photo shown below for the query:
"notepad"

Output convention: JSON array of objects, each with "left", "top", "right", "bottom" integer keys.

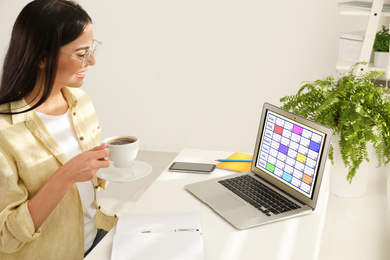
[
  {"left": 111, "top": 212, "right": 204, "bottom": 260},
  {"left": 216, "top": 152, "right": 253, "bottom": 172}
]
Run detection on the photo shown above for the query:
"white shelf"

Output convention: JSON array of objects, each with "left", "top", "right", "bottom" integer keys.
[
  {"left": 336, "top": 60, "right": 386, "bottom": 72},
  {"left": 339, "top": 8, "right": 390, "bottom": 16},
  {"left": 336, "top": 60, "right": 390, "bottom": 82}
]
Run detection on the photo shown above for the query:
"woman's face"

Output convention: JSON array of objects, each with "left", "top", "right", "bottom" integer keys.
[{"left": 55, "top": 23, "right": 96, "bottom": 89}]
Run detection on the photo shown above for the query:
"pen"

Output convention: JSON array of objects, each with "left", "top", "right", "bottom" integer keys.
[
  {"left": 141, "top": 229, "right": 199, "bottom": 233},
  {"left": 215, "top": 159, "right": 253, "bottom": 162},
  {"left": 175, "top": 228, "right": 199, "bottom": 232}
]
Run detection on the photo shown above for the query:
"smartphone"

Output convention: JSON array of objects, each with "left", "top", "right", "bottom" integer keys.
[{"left": 168, "top": 162, "right": 216, "bottom": 174}]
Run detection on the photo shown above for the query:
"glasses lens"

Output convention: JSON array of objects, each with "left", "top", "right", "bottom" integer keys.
[
  {"left": 92, "top": 40, "right": 102, "bottom": 55},
  {"left": 81, "top": 52, "right": 90, "bottom": 67},
  {"left": 81, "top": 40, "right": 101, "bottom": 67}
]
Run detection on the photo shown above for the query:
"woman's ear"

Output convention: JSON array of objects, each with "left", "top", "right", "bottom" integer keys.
[{"left": 38, "top": 58, "right": 46, "bottom": 69}]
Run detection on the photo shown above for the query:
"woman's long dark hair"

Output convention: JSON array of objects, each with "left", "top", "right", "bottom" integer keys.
[{"left": 0, "top": 0, "right": 92, "bottom": 114}]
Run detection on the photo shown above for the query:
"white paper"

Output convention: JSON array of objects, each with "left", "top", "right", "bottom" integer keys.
[{"left": 111, "top": 212, "right": 204, "bottom": 260}]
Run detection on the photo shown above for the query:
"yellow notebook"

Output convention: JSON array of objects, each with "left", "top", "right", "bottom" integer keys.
[{"left": 216, "top": 152, "right": 253, "bottom": 172}]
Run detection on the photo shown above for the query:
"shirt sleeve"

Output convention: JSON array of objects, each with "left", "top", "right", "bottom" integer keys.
[{"left": 0, "top": 146, "right": 42, "bottom": 253}]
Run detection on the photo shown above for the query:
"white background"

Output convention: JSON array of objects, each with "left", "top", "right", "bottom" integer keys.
[{"left": 0, "top": 0, "right": 368, "bottom": 153}]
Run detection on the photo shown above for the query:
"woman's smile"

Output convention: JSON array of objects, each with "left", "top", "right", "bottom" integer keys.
[{"left": 76, "top": 69, "right": 87, "bottom": 79}]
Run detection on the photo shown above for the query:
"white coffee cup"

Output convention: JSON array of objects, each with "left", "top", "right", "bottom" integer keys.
[{"left": 104, "top": 136, "right": 139, "bottom": 168}]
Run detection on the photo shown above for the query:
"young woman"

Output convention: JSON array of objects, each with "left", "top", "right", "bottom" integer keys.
[{"left": 0, "top": 1, "right": 117, "bottom": 258}]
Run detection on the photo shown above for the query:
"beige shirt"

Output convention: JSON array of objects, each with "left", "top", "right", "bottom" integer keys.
[{"left": 0, "top": 87, "right": 117, "bottom": 259}]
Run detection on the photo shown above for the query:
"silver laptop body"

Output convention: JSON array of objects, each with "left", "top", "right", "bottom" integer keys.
[{"left": 186, "top": 103, "right": 332, "bottom": 229}]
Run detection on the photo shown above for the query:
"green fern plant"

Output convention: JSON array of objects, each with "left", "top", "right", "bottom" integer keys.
[
  {"left": 373, "top": 25, "right": 390, "bottom": 52},
  {"left": 280, "top": 63, "right": 390, "bottom": 183}
]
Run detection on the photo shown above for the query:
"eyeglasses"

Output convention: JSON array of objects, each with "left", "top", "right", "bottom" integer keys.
[{"left": 60, "top": 39, "right": 102, "bottom": 67}]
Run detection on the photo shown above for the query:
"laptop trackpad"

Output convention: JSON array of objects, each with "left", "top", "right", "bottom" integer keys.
[{"left": 207, "top": 193, "right": 246, "bottom": 212}]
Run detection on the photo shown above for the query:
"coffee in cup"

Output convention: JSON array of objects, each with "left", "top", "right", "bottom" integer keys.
[
  {"left": 104, "top": 136, "right": 139, "bottom": 168},
  {"left": 107, "top": 137, "right": 136, "bottom": 146}
]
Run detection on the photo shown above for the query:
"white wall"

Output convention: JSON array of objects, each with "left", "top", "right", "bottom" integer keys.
[{"left": 1, "top": 0, "right": 350, "bottom": 153}]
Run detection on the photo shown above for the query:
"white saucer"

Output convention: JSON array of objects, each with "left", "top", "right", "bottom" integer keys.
[{"left": 97, "top": 161, "right": 152, "bottom": 182}]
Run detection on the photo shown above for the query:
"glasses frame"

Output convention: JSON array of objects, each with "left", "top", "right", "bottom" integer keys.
[{"left": 60, "top": 39, "right": 102, "bottom": 67}]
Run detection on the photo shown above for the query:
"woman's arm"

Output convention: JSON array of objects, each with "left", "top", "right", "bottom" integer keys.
[{"left": 27, "top": 143, "right": 109, "bottom": 230}]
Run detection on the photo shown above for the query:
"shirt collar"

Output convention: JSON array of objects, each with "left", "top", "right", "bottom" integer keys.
[
  {"left": 10, "top": 99, "right": 29, "bottom": 125},
  {"left": 61, "top": 87, "right": 79, "bottom": 108},
  {"left": 10, "top": 87, "right": 79, "bottom": 125}
]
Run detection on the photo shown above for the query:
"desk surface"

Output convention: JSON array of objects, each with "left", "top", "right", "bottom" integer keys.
[{"left": 86, "top": 148, "right": 330, "bottom": 260}]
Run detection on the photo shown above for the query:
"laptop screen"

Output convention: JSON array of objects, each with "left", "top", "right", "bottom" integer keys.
[{"left": 255, "top": 109, "right": 327, "bottom": 199}]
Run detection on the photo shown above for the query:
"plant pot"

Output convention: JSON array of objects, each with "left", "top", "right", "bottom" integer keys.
[
  {"left": 374, "top": 51, "right": 389, "bottom": 67},
  {"left": 329, "top": 135, "right": 375, "bottom": 197}
]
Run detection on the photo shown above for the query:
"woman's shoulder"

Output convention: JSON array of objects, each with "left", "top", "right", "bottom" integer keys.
[
  {"left": 0, "top": 114, "right": 11, "bottom": 128},
  {"left": 0, "top": 102, "right": 10, "bottom": 113},
  {"left": 0, "top": 102, "right": 17, "bottom": 126}
]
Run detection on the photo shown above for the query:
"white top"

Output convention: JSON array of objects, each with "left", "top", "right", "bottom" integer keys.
[{"left": 36, "top": 110, "right": 97, "bottom": 253}]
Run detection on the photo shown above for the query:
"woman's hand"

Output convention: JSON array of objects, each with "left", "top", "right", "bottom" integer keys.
[
  {"left": 59, "top": 143, "right": 110, "bottom": 184},
  {"left": 28, "top": 143, "right": 110, "bottom": 230}
]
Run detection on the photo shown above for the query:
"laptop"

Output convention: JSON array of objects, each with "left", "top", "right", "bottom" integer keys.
[{"left": 185, "top": 103, "right": 332, "bottom": 229}]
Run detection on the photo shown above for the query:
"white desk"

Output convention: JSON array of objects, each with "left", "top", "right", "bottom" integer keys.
[{"left": 86, "top": 148, "right": 330, "bottom": 260}]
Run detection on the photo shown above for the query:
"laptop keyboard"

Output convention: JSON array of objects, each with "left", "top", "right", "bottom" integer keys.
[{"left": 219, "top": 175, "right": 301, "bottom": 217}]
